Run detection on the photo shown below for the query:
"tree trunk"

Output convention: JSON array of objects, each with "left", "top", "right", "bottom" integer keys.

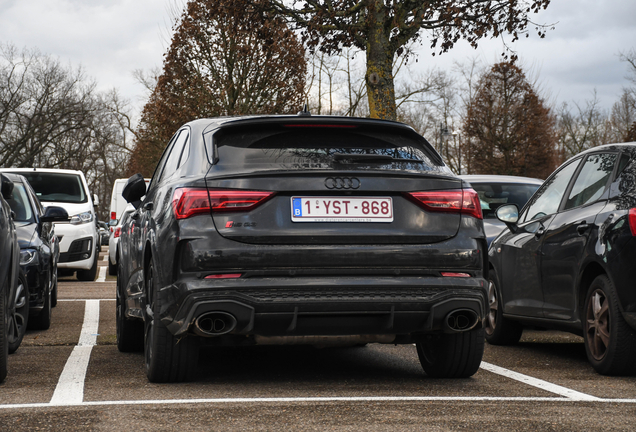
[{"left": 365, "top": 1, "right": 396, "bottom": 120}]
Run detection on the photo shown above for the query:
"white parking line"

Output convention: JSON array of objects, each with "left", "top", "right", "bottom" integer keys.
[
  {"left": 49, "top": 300, "right": 100, "bottom": 406},
  {"left": 103, "top": 255, "right": 108, "bottom": 262},
  {"left": 95, "top": 266, "right": 107, "bottom": 282},
  {"left": 1, "top": 395, "right": 635, "bottom": 410},
  {"left": 2, "top": 298, "right": 626, "bottom": 410},
  {"left": 59, "top": 299, "right": 115, "bottom": 301},
  {"left": 480, "top": 361, "right": 600, "bottom": 401}
]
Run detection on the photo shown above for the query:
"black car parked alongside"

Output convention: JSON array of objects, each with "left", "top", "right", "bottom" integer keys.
[
  {"left": 0, "top": 174, "right": 21, "bottom": 382},
  {"left": 487, "top": 143, "right": 636, "bottom": 375},
  {"left": 118, "top": 115, "right": 489, "bottom": 383},
  {"left": 0, "top": 173, "right": 68, "bottom": 345}
]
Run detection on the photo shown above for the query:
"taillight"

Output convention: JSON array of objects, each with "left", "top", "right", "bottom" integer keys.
[
  {"left": 110, "top": 212, "right": 116, "bottom": 220},
  {"left": 629, "top": 208, "right": 636, "bottom": 236},
  {"left": 172, "top": 188, "right": 275, "bottom": 220},
  {"left": 406, "top": 189, "right": 482, "bottom": 219},
  {"left": 114, "top": 227, "right": 121, "bottom": 238}
]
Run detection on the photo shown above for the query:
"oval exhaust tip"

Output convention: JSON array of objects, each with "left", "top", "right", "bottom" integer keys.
[
  {"left": 194, "top": 311, "right": 237, "bottom": 337},
  {"left": 444, "top": 309, "right": 479, "bottom": 332}
]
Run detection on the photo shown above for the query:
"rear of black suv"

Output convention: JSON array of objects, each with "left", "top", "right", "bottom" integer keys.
[{"left": 118, "top": 115, "right": 488, "bottom": 382}]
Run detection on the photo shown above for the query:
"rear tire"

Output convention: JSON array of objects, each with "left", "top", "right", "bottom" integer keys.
[
  {"left": 28, "top": 283, "right": 51, "bottom": 331},
  {"left": 108, "top": 253, "right": 117, "bottom": 276},
  {"left": 116, "top": 264, "right": 143, "bottom": 352},
  {"left": 51, "top": 270, "right": 58, "bottom": 308},
  {"left": 584, "top": 275, "right": 636, "bottom": 375},
  {"left": 0, "top": 274, "right": 9, "bottom": 383},
  {"left": 8, "top": 272, "right": 29, "bottom": 354},
  {"left": 416, "top": 329, "right": 485, "bottom": 378},
  {"left": 77, "top": 252, "right": 98, "bottom": 282},
  {"left": 144, "top": 261, "right": 198, "bottom": 383},
  {"left": 484, "top": 270, "right": 523, "bottom": 345}
]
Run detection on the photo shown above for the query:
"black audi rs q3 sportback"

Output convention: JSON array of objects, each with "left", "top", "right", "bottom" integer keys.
[{"left": 117, "top": 115, "right": 489, "bottom": 382}]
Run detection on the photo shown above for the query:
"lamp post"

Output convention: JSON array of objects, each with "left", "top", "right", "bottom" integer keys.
[{"left": 440, "top": 125, "right": 461, "bottom": 175}]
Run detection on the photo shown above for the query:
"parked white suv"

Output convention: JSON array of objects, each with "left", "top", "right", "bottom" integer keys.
[{"left": 2, "top": 168, "right": 100, "bottom": 281}]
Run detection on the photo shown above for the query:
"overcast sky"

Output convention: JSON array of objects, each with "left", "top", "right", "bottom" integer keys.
[{"left": 1, "top": 0, "right": 635, "bottom": 118}]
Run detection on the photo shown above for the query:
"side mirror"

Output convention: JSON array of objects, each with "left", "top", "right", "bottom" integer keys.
[
  {"left": 41, "top": 206, "right": 69, "bottom": 223},
  {"left": 93, "top": 193, "right": 100, "bottom": 207},
  {"left": 496, "top": 204, "right": 519, "bottom": 233},
  {"left": 108, "top": 219, "right": 118, "bottom": 227},
  {"left": 122, "top": 174, "right": 147, "bottom": 209},
  {"left": 1, "top": 174, "right": 14, "bottom": 200}
]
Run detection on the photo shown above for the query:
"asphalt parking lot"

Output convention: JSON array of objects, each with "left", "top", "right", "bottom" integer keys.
[{"left": 1, "top": 248, "right": 635, "bottom": 431}]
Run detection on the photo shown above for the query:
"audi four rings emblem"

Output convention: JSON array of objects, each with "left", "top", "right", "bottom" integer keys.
[{"left": 324, "top": 177, "right": 361, "bottom": 189}]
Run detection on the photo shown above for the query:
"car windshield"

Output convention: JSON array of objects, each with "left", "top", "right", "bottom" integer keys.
[
  {"left": 471, "top": 182, "right": 541, "bottom": 219},
  {"left": 14, "top": 172, "right": 87, "bottom": 204},
  {"left": 6, "top": 183, "right": 34, "bottom": 224}
]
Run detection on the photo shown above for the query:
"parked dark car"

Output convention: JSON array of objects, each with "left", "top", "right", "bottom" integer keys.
[
  {"left": 98, "top": 221, "right": 109, "bottom": 246},
  {"left": 0, "top": 174, "right": 21, "bottom": 382},
  {"left": 487, "top": 143, "right": 636, "bottom": 375},
  {"left": 118, "top": 115, "right": 488, "bottom": 383},
  {"left": 0, "top": 173, "right": 68, "bottom": 342},
  {"left": 460, "top": 175, "right": 543, "bottom": 245}
]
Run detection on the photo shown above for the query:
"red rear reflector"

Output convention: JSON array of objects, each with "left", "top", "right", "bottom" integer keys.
[
  {"left": 441, "top": 272, "right": 471, "bottom": 278},
  {"left": 172, "top": 188, "right": 274, "bottom": 219},
  {"left": 204, "top": 273, "right": 242, "bottom": 279},
  {"left": 406, "top": 189, "right": 482, "bottom": 219},
  {"left": 629, "top": 209, "right": 636, "bottom": 236},
  {"left": 114, "top": 227, "right": 121, "bottom": 238}
]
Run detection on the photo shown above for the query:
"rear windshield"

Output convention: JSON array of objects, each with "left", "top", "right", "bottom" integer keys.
[
  {"left": 471, "top": 182, "right": 541, "bottom": 219},
  {"left": 211, "top": 125, "right": 449, "bottom": 175},
  {"left": 13, "top": 172, "right": 87, "bottom": 204}
]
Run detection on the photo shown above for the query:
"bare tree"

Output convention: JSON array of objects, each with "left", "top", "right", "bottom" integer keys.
[
  {"left": 618, "top": 48, "right": 636, "bottom": 141},
  {"left": 0, "top": 43, "right": 136, "bottom": 220},
  {"left": 129, "top": 0, "right": 307, "bottom": 176},
  {"left": 610, "top": 91, "right": 635, "bottom": 143},
  {"left": 557, "top": 93, "right": 614, "bottom": 159},
  {"left": 272, "top": 0, "right": 552, "bottom": 120}
]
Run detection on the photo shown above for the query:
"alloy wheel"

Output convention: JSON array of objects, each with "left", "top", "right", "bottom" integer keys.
[
  {"left": 8, "top": 279, "right": 28, "bottom": 348},
  {"left": 484, "top": 280, "right": 498, "bottom": 336},
  {"left": 585, "top": 288, "right": 610, "bottom": 361}
]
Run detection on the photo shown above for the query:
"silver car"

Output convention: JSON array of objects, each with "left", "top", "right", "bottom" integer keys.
[{"left": 460, "top": 175, "right": 543, "bottom": 245}]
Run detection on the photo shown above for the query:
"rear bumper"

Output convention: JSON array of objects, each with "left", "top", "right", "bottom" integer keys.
[{"left": 157, "top": 276, "right": 488, "bottom": 338}]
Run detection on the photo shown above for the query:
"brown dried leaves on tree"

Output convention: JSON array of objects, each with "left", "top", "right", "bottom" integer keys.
[
  {"left": 129, "top": 0, "right": 306, "bottom": 176},
  {"left": 463, "top": 62, "right": 557, "bottom": 179},
  {"left": 272, "top": 0, "right": 552, "bottom": 120}
]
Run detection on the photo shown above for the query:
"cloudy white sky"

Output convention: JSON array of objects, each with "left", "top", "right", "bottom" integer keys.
[{"left": 1, "top": 0, "right": 635, "bottom": 118}]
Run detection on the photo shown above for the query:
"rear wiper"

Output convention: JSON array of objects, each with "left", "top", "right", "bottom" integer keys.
[{"left": 332, "top": 153, "right": 424, "bottom": 163}]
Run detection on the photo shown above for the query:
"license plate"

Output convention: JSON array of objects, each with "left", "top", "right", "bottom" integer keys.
[{"left": 291, "top": 197, "right": 393, "bottom": 222}]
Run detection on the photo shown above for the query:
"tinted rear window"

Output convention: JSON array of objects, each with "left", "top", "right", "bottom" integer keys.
[
  {"left": 14, "top": 172, "right": 87, "bottom": 204},
  {"left": 212, "top": 125, "right": 449, "bottom": 175}
]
